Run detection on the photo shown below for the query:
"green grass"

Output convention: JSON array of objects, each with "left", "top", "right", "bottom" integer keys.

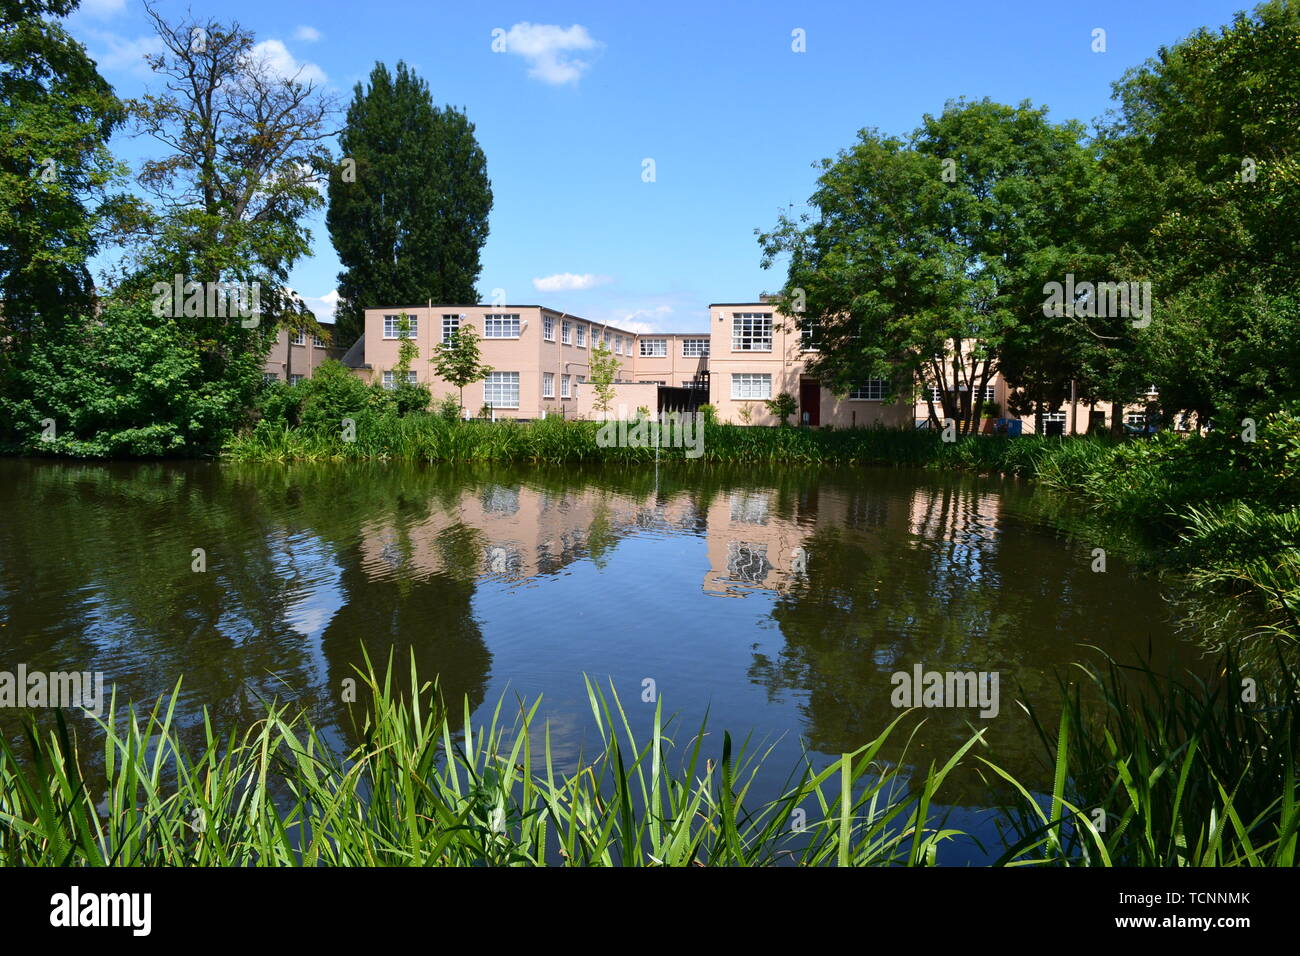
[{"left": 2, "top": 652, "right": 1295, "bottom": 866}]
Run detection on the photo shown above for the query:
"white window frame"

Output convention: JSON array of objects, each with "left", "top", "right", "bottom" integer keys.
[
  {"left": 560, "top": 374, "right": 571, "bottom": 398},
  {"left": 382, "top": 315, "right": 417, "bottom": 339},
  {"left": 543, "top": 315, "right": 555, "bottom": 341},
  {"left": 575, "top": 324, "right": 587, "bottom": 347},
  {"left": 849, "top": 379, "right": 886, "bottom": 401},
  {"left": 290, "top": 330, "right": 306, "bottom": 346},
  {"left": 639, "top": 338, "right": 668, "bottom": 357},
  {"left": 731, "top": 372, "right": 772, "bottom": 400},
  {"left": 484, "top": 314, "right": 521, "bottom": 339},
  {"left": 313, "top": 334, "right": 327, "bottom": 348},
  {"left": 561, "top": 320, "right": 571, "bottom": 344},
  {"left": 289, "top": 373, "right": 305, "bottom": 385},
  {"left": 442, "top": 314, "right": 461, "bottom": 345},
  {"left": 682, "top": 338, "right": 710, "bottom": 357},
  {"left": 484, "top": 371, "right": 520, "bottom": 408},
  {"left": 732, "top": 313, "right": 773, "bottom": 352},
  {"left": 614, "top": 334, "right": 624, "bottom": 355},
  {"left": 542, "top": 371, "right": 555, "bottom": 398}
]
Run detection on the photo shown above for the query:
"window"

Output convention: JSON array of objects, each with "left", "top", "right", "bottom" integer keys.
[
  {"left": 576, "top": 324, "right": 586, "bottom": 347},
  {"left": 683, "top": 378, "right": 707, "bottom": 389},
  {"left": 682, "top": 338, "right": 710, "bottom": 357},
  {"left": 484, "top": 371, "right": 520, "bottom": 407},
  {"left": 614, "top": 334, "right": 624, "bottom": 355},
  {"left": 383, "top": 314, "right": 417, "bottom": 339},
  {"left": 1043, "top": 412, "right": 1067, "bottom": 423},
  {"left": 602, "top": 329, "right": 610, "bottom": 347},
  {"left": 289, "top": 374, "right": 305, "bottom": 385},
  {"left": 731, "top": 373, "right": 772, "bottom": 400},
  {"left": 262, "top": 372, "right": 278, "bottom": 383},
  {"left": 543, "top": 372, "right": 555, "bottom": 398},
  {"left": 982, "top": 386, "right": 996, "bottom": 402},
  {"left": 382, "top": 370, "right": 417, "bottom": 389},
  {"left": 561, "top": 374, "right": 571, "bottom": 398},
  {"left": 732, "top": 313, "right": 773, "bottom": 351},
  {"left": 442, "top": 314, "right": 461, "bottom": 344},
  {"left": 849, "top": 379, "right": 886, "bottom": 401},
  {"left": 576, "top": 375, "right": 586, "bottom": 384},
  {"left": 561, "top": 320, "right": 571, "bottom": 344},
  {"left": 928, "top": 386, "right": 944, "bottom": 403},
  {"left": 543, "top": 315, "right": 555, "bottom": 340},
  {"left": 800, "top": 320, "right": 820, "bottom": 352},
  {"left": 1125, "top": 413, "right": 1147, "bottom": 427},
  {"left": 638, "top": 380, "right": 666, "bottom": 386},
  {"left": 484, "top": 314, "right": 520, "bottom": 338},
  {"left": 290, "top": 330, "right": 305, "bottom": 346},
  {"left": 640, "top": 338, "right": 668, "bottom": 357},
  {"left": 313, "top": 335, "right": 327, "bottom": 348}
]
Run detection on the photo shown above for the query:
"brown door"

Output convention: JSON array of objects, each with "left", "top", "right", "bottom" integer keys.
[{"left": 800, "top": 380, "right": 820, "bottom": 427}]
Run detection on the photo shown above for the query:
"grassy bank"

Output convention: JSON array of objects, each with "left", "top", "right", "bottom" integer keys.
[{"left": 1, "top": 654, "right": 1294, "bottom": 866}]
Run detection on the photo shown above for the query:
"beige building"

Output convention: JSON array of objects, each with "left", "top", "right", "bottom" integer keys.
[{"left": 263, "top": 320, "right": 347, "bottom": 383}]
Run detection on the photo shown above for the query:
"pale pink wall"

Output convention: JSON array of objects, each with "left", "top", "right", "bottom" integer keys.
[
  {"left": 706, "top": 302, "right": 911, "bottom": 427},
  {"left": 263, "top": 326, "right": 346, "bottom": 381}
]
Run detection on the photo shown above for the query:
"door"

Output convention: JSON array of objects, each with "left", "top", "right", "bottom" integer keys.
[{"left": 799, "top": 380, "right": 820, "bottom": 427}]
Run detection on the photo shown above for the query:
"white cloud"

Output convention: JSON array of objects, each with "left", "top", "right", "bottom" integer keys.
[
  {"left": 498, "top": 23, "right": 599, "bottom": 85},
  {"left": 78, "top": 0, "right": 126, "bottom": 19},
  {"left": 532, "top": 273, "right": 612, "bottom": 292},
  {"left": 85, "top": 31, "right": 164, "bottom": 74},
  {"left": 247, "top": 39, "right": 327, "bottom": 85},
  {"left": 294, "top": 26, "right": 322, "bottom": 43}
]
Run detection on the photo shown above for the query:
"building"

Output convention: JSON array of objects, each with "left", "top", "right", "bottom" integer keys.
[
  {"left": 349, "top": 298, "right": 1176, "bottom": 432},
  {"left": 263, "top": 320, "right": 347, "bottom": 383}
]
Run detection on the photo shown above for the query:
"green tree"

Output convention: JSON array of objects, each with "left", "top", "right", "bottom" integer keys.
[
  {"left": 389, "top": 312, "right": 430, "bottom": 415},
  {"left": 431, "top": 323, "right": 492, "bottom": 415},
  {"left": 1094, "top": 0, "right": 1300, "bottom": 425},
  {"left": 0, "top": 0, "right": 132, "bottom": 424},
  {"left": 327, "top": 62, "right": 493, "bottom": 346},
  {"left": 588, "top": 340, "right": 618, "bottom": 417},
  {"left": 759, "top": 99, "right": 1098, "bottom": 437},
  {"left": 765, "top": 392, "right": 798, "bottom": 426}
]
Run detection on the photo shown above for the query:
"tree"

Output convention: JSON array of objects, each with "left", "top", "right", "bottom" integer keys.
[
  {"left": 759, "top": 99, "right": 1098, "bottom": 437},
  {"left": 389, "top": 312, "right": 429, "bottom": 415},
  {"left": 765, "top": 392, "right": 798, "bottom": 426},
  {"left": 0, "top": 0, "right": 131, "bottom": 400},
  {"left": 327, "top": 62, "right": 492, "bottom": 346},
  {"left": 431, "top": 323, "right": 492, "bottom": 415},
  {"left": 588, "top": 340, "right": 618, "bottom": 417},
  {"left": 125, "top": 3, "right": 335, "bottom": 338},
  {"left": 1093, "top": 0, "right": 1300, "bottom": 425}
]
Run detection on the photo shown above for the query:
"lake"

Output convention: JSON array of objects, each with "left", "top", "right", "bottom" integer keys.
[{"left": 0, "top": 458, "right": 1207, "bottom": 863}]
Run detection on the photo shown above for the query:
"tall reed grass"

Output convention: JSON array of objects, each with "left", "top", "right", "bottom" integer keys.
[{"left": 2, "top": 653, "right": 1295, "bottom": 866}]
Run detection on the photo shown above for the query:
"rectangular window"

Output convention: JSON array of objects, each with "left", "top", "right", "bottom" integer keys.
[
  {"left": 442, "top": 314, "right": 461, "bottom": 344},
  {"left": 576, "top": 375, "right": 586, "bottom": 384},
  {"left": 290, "top": 330, "right": 306, "bottom": 346},
  {"left": 731, "top": 372, "right": 772, "bottom": 400},
  {"left": 800, "top": 320, "right": 820, "bottom": 352},
  {"left": 614, "top": 334, "right": 624, "bottom": 355},
  {"left": 262, "top": 372, "right": 278, "bottom": 383},
  {"left": 484, "top": 314, "right": 520, "bottom": 338},
  {"left": 732, "top": 313, "right": 773, "bottom": 351},
  {"left": 561, "top": 320, "right": 571, "bottom": 344},
  {"left": 576, "top": 324, "right": 586, "bottom": 347},
  {"left": 289, "top": 374, "right": 305, "bottom": 385},
  {"left": 484, "top": 371, "right": 520, "bottom": 408},
  {"left": 928, "top": 386, "right": 944, "bottom": 403},
  {"left": 561, "top": 374, "right": 571, "bottom": 398},
  {"left": 849, "top": 379, "right": 886, "bottom": 401},
  {"left": 382, "top": 370, "right": 417, "bottom": 389},
  {"left": 543, "top": 315, "right": 555, "bottom": 340},
  {"left": 681, "top": 338, "right": 710, "bottom": 357},
  {"left": 313, "top": 334, "right": 327, "bottom": 348},
  {"left": 683, "top": 378, "right": 707, "bottom": 389},
  {"left": 639, "top": 338, "right": 668, "bottom": 357},
  {"left": 638, "top": 380, "right": 665, "bottom": 386},
  {"left": 542, "top": 371, "right": 555, "bottom": 398},
  {"left": 382, "top": 315, "right": 417, "bottom": 339},
  {"left": 982, "top": 386, "right": 996, "bottom": 402},
  {"left": 602, "top": 329, "right": 610, "bottom": 347}
]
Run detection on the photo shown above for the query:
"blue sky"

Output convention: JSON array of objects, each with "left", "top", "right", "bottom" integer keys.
[{"left": 66, "top": 0, "right": 1252, "bottom": 333}]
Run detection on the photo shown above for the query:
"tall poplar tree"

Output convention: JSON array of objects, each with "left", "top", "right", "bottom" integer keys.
[{"left": 327, "top": 62, "right": 492, "bottom": 346}]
